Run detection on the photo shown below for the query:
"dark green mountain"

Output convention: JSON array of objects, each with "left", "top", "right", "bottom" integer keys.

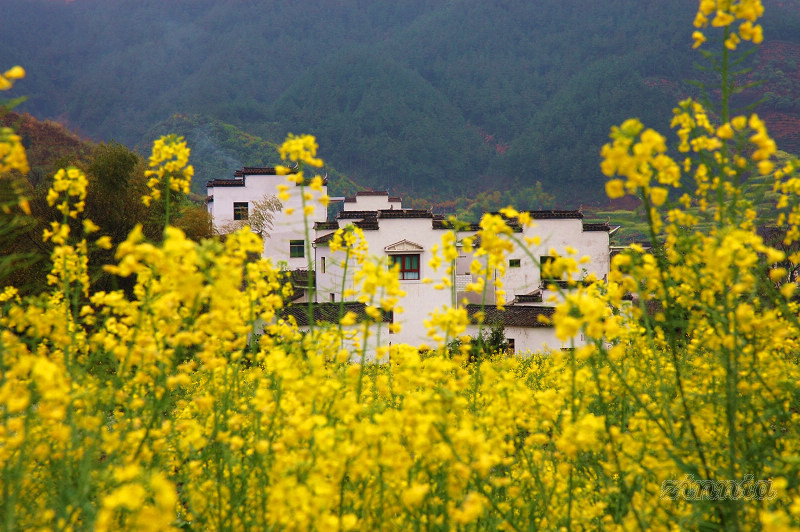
[{"left": 3, "top": 0, "right": 800, "bottom": 204}]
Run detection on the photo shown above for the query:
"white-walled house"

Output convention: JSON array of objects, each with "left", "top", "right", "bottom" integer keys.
[
  {"left": 314, "top": 208, "right": 456, "bottom": 347},
  {"left": 460, "top": 213, "right": 611, "bottom": 352},
  {"left": 207, "top": 171, "right": 612, "bottom": 354},
  {"left": 314, "top": 206, "right": 610, "bottom": 353},
  {"left": 206, "top": 167, "right": 328, "bottom": 270}
]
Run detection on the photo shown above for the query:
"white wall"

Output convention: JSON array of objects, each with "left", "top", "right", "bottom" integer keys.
[
  {"left": 207, "top": 171, "right": 328, "bottom": 269},
  {"left": 486, "top": 218, "right": 610, "bottom": 303},
  {"left": 315, "top": 216, "right": 455, "bottom": 346},
  {"left": 465, "top": 324, "right": 567, "bottom": 354}
]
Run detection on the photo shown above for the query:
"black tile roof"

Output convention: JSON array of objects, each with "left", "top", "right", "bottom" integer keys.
[
  {"left": 241, "top": 167, "right": 280, "bottom": 175},
  {"left": 337, "top": 209, "right": 431, "bottom": 221},
  {"left": 281, "top": 302, "right": 392, "bottom": 327},
  {"left": 583, "top": 222, "right": 611, "bottom": 232},
  {"left": 354, "top": 220, "right": 380, "bottom": 230},
  {"left": 467, "top": 304, "right": 555, "bottom": 328},
  {"left": 378, "top": 209, "right": 432, "bottom": 219},
  {"left": 314, "top": 232, "right": 336, "bottom": 245},
  {"left": 338, "top": 210, "right": 379, "bottom": 220},
  {"left": 316, "top": 213, "right": 380, "bottom": 241},
  {"left": 513, "top": 292, "right": 543, "bottom": 304},
  {"left": 542, "top": 280, "right": 598, "bottom": 289},
  {"left": 527, "top": 210, "right": 583, "bottom": 219},
  {"left": 431, "top": 217, "right": 478, "bottom": 231},
  {"left": 314, "top": 221, "right": 339, "bottom": 230},
  {"left": 489, "top": 210, "right": 584, "bottom": 220},
  {"left": 206, "top": 178, "right": 245, "bottom": 187}
]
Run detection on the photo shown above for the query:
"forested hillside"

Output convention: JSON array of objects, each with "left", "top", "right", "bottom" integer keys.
[
  {"left": 0, "top": 111, "right": 215, "bottom": 293},
  {"left": 3, "top": 0, "right": 800, "bottom": 204}
]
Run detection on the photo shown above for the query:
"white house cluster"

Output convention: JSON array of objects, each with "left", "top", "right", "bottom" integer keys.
[{"left": 207, "top": 167, "right": 613, "bottom": 354}]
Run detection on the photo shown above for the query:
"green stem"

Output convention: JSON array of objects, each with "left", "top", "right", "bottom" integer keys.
[
  {"left": 164, "top": 173, "right": 171, "bottom": 230},
  {"left": 337, "top": 244, "right": 351, "bottom": 350},
  {"left": 355, "top": 318, "right": 371, "bottom": 402},
  {"left": 723, "top": 267, "right": 740, "bottom": 530},
  {"left": 298, "top": 168, "right": 315, "bottom": 333},
  {"left": 720, "top": 26, "right": 731, "bottom": 125},
  {"left": 717, "top": 26, "right": 731, "bottom": 227}
]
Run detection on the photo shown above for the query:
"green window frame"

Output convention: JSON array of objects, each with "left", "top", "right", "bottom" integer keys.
[
  {"left": 290, "top": 240, "right": 305, "bottom": 258},
  {"left": 389, "top": 254, "right": 420, "bottom": 280}
]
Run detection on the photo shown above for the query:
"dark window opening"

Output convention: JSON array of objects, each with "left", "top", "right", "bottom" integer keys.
[
  {"left": 540, "top": 255, "right": 557, "bottom": 280},
  {"left": 233, "top": 202, "right": 249, "bottom": 220},
  {"left": 384, "top": 310, "right": 395, "bottom": 333},
  {"left": 290, "top": 240, "right": 305, "bottom": 258}
]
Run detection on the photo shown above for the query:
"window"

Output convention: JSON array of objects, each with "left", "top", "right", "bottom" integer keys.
[
  {"left": 290, "top": 240, "right": 305, "bottom": 258},
  {"left": 389, "top": 254, "right": 420, "bottom": 280},
  {"left": 384, "top": 310, "right": 395, "bottom": 333},
  {"left": 233, "top": 202, "right": 249, "bottom": 220},
  {"left": 321, "top": 256, "right": 326, "bottom": 274},
  {"left": 330, "top": 293, "right": 335, "bottom": 302},
  {"left": 540, "top": 255, "right": 556, "bottom": 280},
  {"left": 507, "top": 338, "right": 515, "bottom": 354},
  {"left": 509, "top": 259, "right": 521, "bottom": 268}
]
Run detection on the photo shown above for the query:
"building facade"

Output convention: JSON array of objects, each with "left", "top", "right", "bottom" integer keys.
[
  {"left": 208, "top": 172, "right": 611, "bottom": 354},
  {"left": 207, "top": 167, "right": 328, "bottom": 271}
]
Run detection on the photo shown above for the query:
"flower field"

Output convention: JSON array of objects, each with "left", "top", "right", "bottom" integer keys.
[{"left": 4, "top": 1, "right": 800, "bottom": 530}]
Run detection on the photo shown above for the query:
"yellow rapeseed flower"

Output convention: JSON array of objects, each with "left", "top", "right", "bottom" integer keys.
[{"left": 0, "top": 65, "right": 25, "bottom": 90}]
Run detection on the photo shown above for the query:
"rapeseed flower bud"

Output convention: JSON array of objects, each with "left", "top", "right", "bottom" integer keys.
[
  {"left": 279, "top": 134, "right": 323, "bottom": 168},
  {"left": 0, "top": 126, "right": 29, "bottom": 175},
  {"left": 142, "top": 135, "right": 193, "bottom": 206},
  {"left": 48, "top": 167, "right": 88, "bottom": 218},
  {"left": 0, "top": 65, "right": 24, "bottom": 90},
  {"left": 692, "top": 30, "right": 707, "bottom": 48},
  {"left": 402, "top": 482, "right": 430, "bottom": 507}
]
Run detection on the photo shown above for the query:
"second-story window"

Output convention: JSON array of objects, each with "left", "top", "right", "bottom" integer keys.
[
  {"left": 389, "top": 254, "right": 420, "bottom": 280},
  {"left": 233, "top": 202, "right": 249, "bottom": 220},
  {"left": 540, "top": 255, "right": 556, "bottom": 280},
  {"left": 290, "top": 240, "right": 305, "bottom": 258}
]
